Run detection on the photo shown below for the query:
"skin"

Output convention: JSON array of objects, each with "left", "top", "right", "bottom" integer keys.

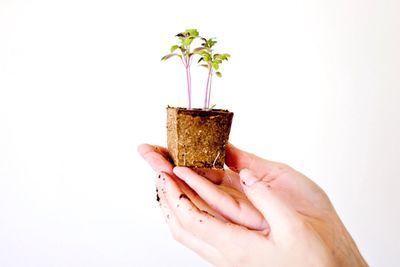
[{"left": 138, "top": 143, "right": 368, "bottom": 267}]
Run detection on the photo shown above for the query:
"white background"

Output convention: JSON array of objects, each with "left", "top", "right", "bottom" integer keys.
[{"left": 1, "top": 0, "right": 400, "bottom": 266}]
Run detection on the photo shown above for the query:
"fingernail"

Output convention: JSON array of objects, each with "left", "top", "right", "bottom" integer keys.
[
  {"left": 172, "top": 166, "right": 180, "bottom": 176},
  {"left": 172, "top": 167, "right": 186, "bottom": 180},
  {"left": 239, "top": 168, "right": 260, "bottom": 187}
]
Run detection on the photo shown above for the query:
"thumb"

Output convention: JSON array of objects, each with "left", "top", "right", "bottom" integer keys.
[{"left": 240, "top": 168, "right": 300, "bottom": 236}]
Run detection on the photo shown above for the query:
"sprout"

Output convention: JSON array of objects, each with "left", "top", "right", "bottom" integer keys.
[
  {"left": 197, "top": 38, "right": 230, "bottom": 109},
  {"left": 161, "top": 29, "right": 205, "bottom": 110},
  {"left": 162, "top": 29, "right": 230, "bottom": 110}
]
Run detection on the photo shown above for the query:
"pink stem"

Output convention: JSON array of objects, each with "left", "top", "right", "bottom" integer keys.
[
  {"left": 207, "top": 72, "right": 213, "bottom": 109},
  {"left": 186, "top": 65, "right": 191, "bottom": 110},
  {"left": 203, "top": 66, "right": 212, "bottom": 109}
]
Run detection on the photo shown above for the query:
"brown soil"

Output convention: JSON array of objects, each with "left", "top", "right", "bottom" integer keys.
[{"left": 167, "top": 107, "right": 234, "bottom": 169}]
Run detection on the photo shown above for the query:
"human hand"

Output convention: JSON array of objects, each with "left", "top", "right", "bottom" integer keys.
[
  {"left": 138, "top": 144, "right": 268, "bottom": 230},
  {"left": 138, "top": 144, "right": 367, "bottom": 267}
]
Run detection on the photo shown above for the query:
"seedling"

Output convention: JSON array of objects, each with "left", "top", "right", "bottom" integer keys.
[
  {"left": 161, "top": 29, "right": 229, "bottom": 110},
  {"left": 161, "top": 29, "right": 205, "bottom": 110},
  {"left": 163, "top": 29, "right": 234, "bottom": 169},
  {"left": 198, "top": 38, "right": 230, "bottom": 110}
]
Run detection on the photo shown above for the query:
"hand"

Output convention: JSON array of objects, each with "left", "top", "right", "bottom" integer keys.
[
  {"left": 138, "top": 144, "right": 367, "bottom": 267},
  {"left": 138, "top": 144, "right": 268, "bottom": 230}
]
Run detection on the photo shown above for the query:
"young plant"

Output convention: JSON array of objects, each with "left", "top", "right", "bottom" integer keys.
[
  {"left": 161, "top": 29, "right": 206, "bottom": 110},
  {"left": 198, "top": 37, "right": 230, "bottom": 110}
]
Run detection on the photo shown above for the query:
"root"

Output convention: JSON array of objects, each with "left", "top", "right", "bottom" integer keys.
[{"left": 212, "top": 151, "right": 221, "bottom": 168}]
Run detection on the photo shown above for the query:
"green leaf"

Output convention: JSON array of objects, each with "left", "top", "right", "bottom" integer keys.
[
  {"left": 186, "top": 28, "right": 199, "bottom": 37},
  {"left": 207, "top": 38, "right": 217, "bottom": 48},
  {"left": 192, "top": 47, "right": 208, "bottom": 54},
  {"left": 161, "top": 53, "right": 178, "bottom": 61},
  {"left": 179, "top": 46, "right": 186, "bottom": 53},
  {"left": 199, "top": 64, "right": 209, "bottom": 68},
  {"left": 214, "top": 54, "right": 222, "bottom": 60},
  {"left": 215, "top": 71, "right": 222, "bottom": 77},
  {"left": 182, "top": 38, "right": 192, "bottom": 47},
  {"left": 222, "top": 53, "right": 231, "bottom": 60},
  {"left": 200, "top": 52, "right": 212, "bottom": 62},
  {"left": 209, "top": 104, "right": 217, "bottom": 110},
  {"left": 214, "top": 53, "right": 230, "bottom": 61},
  {"left": 170, "top": 45, "right": 179, "bottom": 53},
  {"left": 212, "top": 62, "right": 219, "bottom": 70}
]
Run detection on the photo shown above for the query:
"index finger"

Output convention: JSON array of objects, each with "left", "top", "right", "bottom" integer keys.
[{"left": 138, "top": 144, "right": 172, "bottom": 161}]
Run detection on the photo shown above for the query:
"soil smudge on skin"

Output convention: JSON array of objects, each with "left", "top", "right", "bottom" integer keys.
[
  {"left": 201, "top": 210, "right": 215, "bottom": 218},
  {"left": 179, "top": 193, "right": 190, "bottom": 200},
  {"left": 156, "top": 188, "right": 160, "bottom": 202}
]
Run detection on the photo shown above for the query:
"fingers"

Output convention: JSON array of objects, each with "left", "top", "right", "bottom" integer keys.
[
  {"left": 138, "top": 143, "right": 175, "bottom": 174},
  {"left": 226, "top": 143, "right": 283, "bottom": 179},
  {"left": 174, "top": 167, "right": 268, "bottom": 230},
  {"left": 173, "top": 177, "right": 226, "bottom": 222},
  {"left": 161, "top": 172, "right": 264, "bottom": 260},
  {"left": 139, "top": 144, "right": 225, "bottom": 221},
  {"left": 191, "top": 168, "right": 225, "bottom": 184},
  {"left": 221, "top": 169, "right": 245, "bottom": 192},
  {"left": 194, "top": 168, "right": 244, "bottom": 193},
  {"left": 240, "top": 169, "right": 302, "bottom": 238},
  {"left": 156, "top": 173, "right": 224, "bottom": 266},
  {"left": 138, "top": 143, "right": 241, "bottom": 190},
  {"left": 138, "top": 144, "right": 171, "bottom": 160},
  {"left": 138, "top": 144, "right": 174, "bottom": 174}
]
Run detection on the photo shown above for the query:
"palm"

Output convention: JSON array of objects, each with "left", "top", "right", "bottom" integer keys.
[
  {"left": 223, "top": 144, "right": 338, "bottom": 241},
  {"left": 190, "top": 168, "right": 268, "bottom": 231},
  {"left": 270, "top": 169, "right": 334, "bottom": 218},
  {"left": 138, "top": 144, "right": 267, "bottom": 230}
]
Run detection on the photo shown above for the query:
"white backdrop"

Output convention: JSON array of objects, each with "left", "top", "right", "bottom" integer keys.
[{"left": 1, "top": 0, "right": 399, "bottom": 266}]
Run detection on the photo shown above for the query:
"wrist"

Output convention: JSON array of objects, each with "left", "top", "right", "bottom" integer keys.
[{"left": 334, "top": 221, "right": 368, "bottom": 267}]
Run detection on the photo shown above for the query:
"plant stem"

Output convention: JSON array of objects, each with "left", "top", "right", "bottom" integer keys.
[
  {"left": 203, "top": 66, "right": 212, "bottom": 109},
  {"left": 186, "top": 64, "right": 191, "bottom": 110},
  {"left": 207, "top": 72, "right": 213, "bottom": 109}
]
